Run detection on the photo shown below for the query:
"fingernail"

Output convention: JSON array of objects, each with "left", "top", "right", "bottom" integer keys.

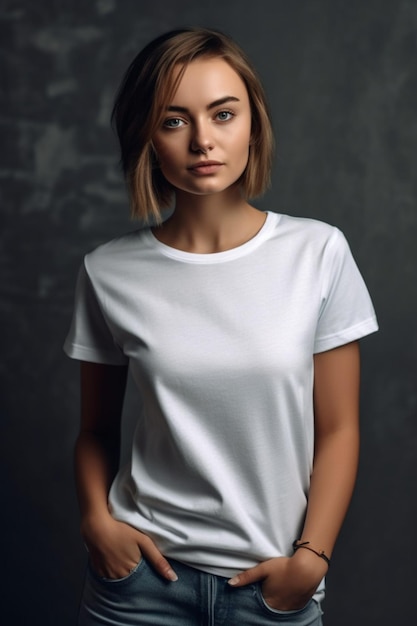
[
  {"left": 228, "top": 576, "right": 240, "bottom": 586},
  {"left": 168, "top": 568, "right": 178, "bottom": 582}
]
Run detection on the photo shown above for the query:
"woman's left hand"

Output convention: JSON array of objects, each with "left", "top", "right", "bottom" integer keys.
[{"left": 228, "top": 549, "right": 328, "bottom": 611}]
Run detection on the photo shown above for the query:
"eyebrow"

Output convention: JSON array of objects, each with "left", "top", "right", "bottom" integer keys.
[{"left": 166, "top": 96, "right": 240, "bottom": 113}]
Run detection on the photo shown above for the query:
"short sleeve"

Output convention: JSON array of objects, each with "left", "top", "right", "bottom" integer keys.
[
  {"left": 63, "top": 260, "right": 128, "bottom": 365},
  {"left": 314, "top": 229, "right": 378, "bottom": 353}
]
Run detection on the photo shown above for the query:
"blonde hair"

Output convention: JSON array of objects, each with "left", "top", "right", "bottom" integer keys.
[{"left": 111, "top": 28, "right": 274, "bottom": 222}]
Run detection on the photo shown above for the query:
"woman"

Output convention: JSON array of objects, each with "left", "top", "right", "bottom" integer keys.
[{"left": 64, "top": 28, "right": 378, "bottom": 625}]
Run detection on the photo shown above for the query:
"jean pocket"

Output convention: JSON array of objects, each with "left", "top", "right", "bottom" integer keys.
[
  {"left": 256, "top": 585, "right": 315, "bottom": 617},
  {"left": 89, "top": 556, "right": 145, "bottom": 586}
]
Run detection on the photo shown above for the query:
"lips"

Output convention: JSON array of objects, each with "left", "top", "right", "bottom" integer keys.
[
  {"left": 188, "top": 160, "right": 224, "bottom": 175},
  {"left": 188, "top": 160, "right": 223, "bottom": 168}
]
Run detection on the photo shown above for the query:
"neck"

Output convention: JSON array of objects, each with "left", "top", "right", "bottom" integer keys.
[{"left": 152, "top": 187, "right": 265, "bottom": 254}]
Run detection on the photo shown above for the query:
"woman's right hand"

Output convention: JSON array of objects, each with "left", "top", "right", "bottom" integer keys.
[{"left": 81, "top": 514, "right": 178, "bottom": 581}]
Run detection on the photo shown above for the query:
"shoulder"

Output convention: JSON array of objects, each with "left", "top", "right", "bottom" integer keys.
[
  {"left": 83, "top": 227, "right": 151, "bottom": 277},
  {"left": 270, "top": 212, "right": 347, "bottom": 251},
  {"left": 276, "top": 212, "right": 338, "bottom": 238}
]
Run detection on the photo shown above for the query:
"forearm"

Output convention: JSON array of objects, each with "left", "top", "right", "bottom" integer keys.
[
  {"left": 74, "top": 430, "right": 120, "bottom": 521},
  {"left": 300, "top": 424, "right": 359, "bottom": 557},
  {"left": 76, "top": 361, "right": 126, "bottom": 523}
]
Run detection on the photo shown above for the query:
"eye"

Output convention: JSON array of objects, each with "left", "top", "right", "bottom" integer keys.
[
  {"left": 163, "top": 118, "right": 184, "bottom": 129},
  {"left": 216, "top": 110, "right": 234, "bottom": 122}
]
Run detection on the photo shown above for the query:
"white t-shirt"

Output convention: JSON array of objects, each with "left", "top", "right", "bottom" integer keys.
[{"left": 64, "top": 211, "right": 378, "bottom": 581}]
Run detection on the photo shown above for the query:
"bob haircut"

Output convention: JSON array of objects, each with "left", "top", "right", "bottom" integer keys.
[{"left": 111, "top": 28, "right": 274, "bottom": 223}]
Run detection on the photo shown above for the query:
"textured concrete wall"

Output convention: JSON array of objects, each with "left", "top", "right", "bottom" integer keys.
[{"left": 1, "top": 1, "right": 416, "bottom": 624}]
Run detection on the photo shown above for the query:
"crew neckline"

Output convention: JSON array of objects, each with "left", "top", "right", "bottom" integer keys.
[{"left": 144, "top": 211, "right": 279, "bottom": 264}]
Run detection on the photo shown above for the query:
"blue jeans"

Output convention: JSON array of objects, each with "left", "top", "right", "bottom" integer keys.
[{"left": 78, "top": 557, "right": 324, "bottom": 625}]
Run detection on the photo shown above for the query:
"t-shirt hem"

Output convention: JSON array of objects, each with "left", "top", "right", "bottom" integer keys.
[
  {"left": 164, "top": 557, "right": 325, "bottom": 602},
  {"left": 314, "top": 316, "right": 379, "bottom": 353}
]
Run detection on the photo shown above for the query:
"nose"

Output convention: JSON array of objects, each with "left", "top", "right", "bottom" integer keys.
[{"left": 190, "top": 120, "right": 214, "bottom": 154}]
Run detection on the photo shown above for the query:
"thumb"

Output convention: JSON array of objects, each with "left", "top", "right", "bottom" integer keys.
[
  {"left": 137, "top": 534, "right": 178, "bottom": 582},
  {"left": 228, "top": 562, "right": 267, "bottom": 588}
]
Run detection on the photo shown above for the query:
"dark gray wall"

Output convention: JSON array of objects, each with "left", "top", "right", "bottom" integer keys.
[{"left": 1, "top": 1, "right": 416, "bottom": 624}]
